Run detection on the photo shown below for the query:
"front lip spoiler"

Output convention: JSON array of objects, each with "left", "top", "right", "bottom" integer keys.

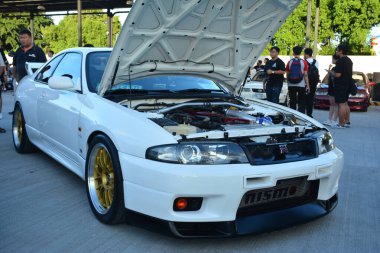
[{"left": 168, "top": 194, "right": 338, "bottom": 238}]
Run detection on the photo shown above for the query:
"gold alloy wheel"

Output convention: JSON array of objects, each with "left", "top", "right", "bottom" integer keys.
[
  {"left": 12, "top": 109, "right": 23, "bottom": 147},
  {"left": 16, "top": 110, "right": 23, "bottom": 143},
  {"left": 88, "top": 144, "right": 115, "bottom": 214}
]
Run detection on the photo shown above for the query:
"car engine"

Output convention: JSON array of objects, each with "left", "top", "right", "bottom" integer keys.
[{"left": 147, "top": 101, "right": 288, "bottom": 136}]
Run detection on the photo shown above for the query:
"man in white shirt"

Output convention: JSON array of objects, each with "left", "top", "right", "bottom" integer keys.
[{"left": 304, "top": 48, "right": 320, "bottom": 117}]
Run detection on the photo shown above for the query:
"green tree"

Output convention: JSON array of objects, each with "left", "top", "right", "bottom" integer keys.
[
  {"left": 0, "top": 15, "right": 53, "bottom": 52},
  {"left": 42, "top": 11, "right": 121, "bottom": 53},
  {"left": 264, "top": 0, "right": 380, "bottom": 55},
  {"left": 330, "top": 0, "right": 380, "bottom": 54}
]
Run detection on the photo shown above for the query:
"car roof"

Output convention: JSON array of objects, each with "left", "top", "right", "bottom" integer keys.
[{"left": 59, "top": 47, "right": 113, "bottom": 55}]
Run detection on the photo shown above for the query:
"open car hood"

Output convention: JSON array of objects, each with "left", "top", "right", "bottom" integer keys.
[{"left": 99, "top": 0, "right": 301, "bottom": 95}]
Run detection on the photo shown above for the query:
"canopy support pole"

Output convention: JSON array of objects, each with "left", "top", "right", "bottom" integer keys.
[
  {"left": 77, "top": 0, "right": 82, "bottom": 47},
  {"left": 107, "top": 9, "right": 113, "bottom": 47},
  {"left": 313, "top": 0, "right": 320, "bottom": 55},
  {"left": 30, "top": 13, "right": 35, "bottom": 43},
  {"left": 305, "top": 0, "right": 312, "bottom": 47}
]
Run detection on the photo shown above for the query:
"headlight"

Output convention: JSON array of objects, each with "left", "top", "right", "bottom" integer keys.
[
  {"left": 316, "top": 90, "right": 328, "bottom": 96},
  {"left": 350, "top": 92, "right": 365, "bottom": 98},
  {"left": 314, "top": 131, "right": 335, "bottom": 154},
  {"left": 146, "top": 142, "right": 249, "bottom": 165}
]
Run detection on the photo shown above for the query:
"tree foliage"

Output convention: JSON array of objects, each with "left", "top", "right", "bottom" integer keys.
[
  {"left": 265, "top": 0, "right": 380, "bottom": 55},
  {"left": 1, "top": 1, "right": 379, "bottom": 56},
  {"left": 42, "top": 11, "right": 121, "bottom": 53},
  {"left": 0, "top": 15, "right": 53, "bottom": 52}
]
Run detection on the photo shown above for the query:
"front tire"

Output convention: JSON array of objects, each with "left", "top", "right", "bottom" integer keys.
[
  {"left": 86, "top": 135, "right": 126, "bottom": 224},
  {"left": 12, "top": 104, "right": 35, "bottom": 153}
]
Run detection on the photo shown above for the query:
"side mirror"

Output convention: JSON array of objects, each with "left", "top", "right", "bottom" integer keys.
[{"left": 48, "top": 76, "right": 74, "bottom": 90}]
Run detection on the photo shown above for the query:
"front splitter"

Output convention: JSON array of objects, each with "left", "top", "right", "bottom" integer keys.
[{"left": 169, "top": 194, "right": 338, "bottom": 238}]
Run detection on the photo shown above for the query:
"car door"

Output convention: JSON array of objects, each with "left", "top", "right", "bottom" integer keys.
[
  {"left": 25, "top": 54, "right": 65, "bottom": 144},
  {"left": 37, "top": 52, "right": 83, "bottom": 171}
]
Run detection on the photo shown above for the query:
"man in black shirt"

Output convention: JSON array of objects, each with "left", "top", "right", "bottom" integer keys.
[
  {"left": 9, "top": 29, "right": 47, "bottom": 115},
  {"left": 263, "top": 47, "right": 286, "bottom": 104},
  {"left": 13, "top": 29, "right": 47, "bottom": 83},
  {"left": 327, "top": 44, "right": 352, "bottom": 128}
]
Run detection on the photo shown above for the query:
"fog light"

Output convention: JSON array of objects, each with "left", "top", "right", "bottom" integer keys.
[
  {"left": 173, "top": 197, "right": 203, "bottom": 211},
  {"left": 175, "top": 198, "right": 188, "bottom": 210}
]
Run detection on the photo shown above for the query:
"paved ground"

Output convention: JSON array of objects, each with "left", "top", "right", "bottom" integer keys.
[{"left": 0, "top": 91, "right": 379, "bottom": 253}]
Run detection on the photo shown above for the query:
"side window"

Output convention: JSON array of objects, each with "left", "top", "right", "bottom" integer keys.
[
  {"left": 86, "top": 52, "right": 111, "bottom": 92},
  {"left": 35, "top": 54, "right": 64, "bottom": 83},
  {"left": 52, "top": 53, "right": 82, "bottom": 87}
]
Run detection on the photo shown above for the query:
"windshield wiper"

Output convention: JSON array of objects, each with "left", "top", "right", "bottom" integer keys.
[
  {"left": 105, "top": 89, "right": 176, "bottom": 95},
  {"left": 105, "top": 89, "right": 149, "bottom": 95},
  {"left": 174, "top": 88, "right": 225, "bottom": 93}
]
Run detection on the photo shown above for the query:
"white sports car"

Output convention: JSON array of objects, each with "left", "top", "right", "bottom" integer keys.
[
  {"left": 241, "top": 71, "right": 289, "bottom": 105},
  {"left": 12, "top": 0, "right": 343, "bottom": 237}
]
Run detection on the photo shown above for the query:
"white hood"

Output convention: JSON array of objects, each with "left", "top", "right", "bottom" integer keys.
[{"left": 99, "top": 0, "right": 301, "bottom": 95}]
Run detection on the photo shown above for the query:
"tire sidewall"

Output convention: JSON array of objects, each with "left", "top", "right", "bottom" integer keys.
[{"left": 85, "top": 134, "right": 125, "bottom": 224}]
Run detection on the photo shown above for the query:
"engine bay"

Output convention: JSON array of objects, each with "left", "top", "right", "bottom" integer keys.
[{"left": 131, "top": 99, "right": 313, "bottom": 137}]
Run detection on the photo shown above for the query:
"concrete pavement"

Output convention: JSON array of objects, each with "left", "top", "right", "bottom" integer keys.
[{"left": 0, "top": 91, "right": 379, "bottom": 253}]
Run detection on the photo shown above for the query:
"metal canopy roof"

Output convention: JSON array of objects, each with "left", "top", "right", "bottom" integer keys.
[{"left": 0, "top": 0, "right": 131, "bottom": 14}]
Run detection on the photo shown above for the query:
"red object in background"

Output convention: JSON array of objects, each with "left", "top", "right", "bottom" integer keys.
[
  {"left": 314, "top": 72, "right": 371, "bottom": 112},
  {"left": 371, "top": 36, "right": 379, "bottom": 46}
]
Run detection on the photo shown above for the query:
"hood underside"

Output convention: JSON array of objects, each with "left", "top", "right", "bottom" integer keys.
[{"left": 99, "top": 0, "right": 301, "bottom": 95}]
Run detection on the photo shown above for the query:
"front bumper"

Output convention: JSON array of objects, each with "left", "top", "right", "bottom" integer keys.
[
  {"left": 348, "top": 98, "right": 369, "bottom": 111},
  {"left": 314, "top": 96, "right": 330, "bottom": 109},
  {"left": 119, "top": 148, "right": 343, "bottom": 227},
  {"left": 169, "top": 194, "right": 338, "bottom": 237}
]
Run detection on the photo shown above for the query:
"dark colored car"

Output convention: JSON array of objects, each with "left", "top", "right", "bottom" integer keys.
[{"left": 314, "top": 71, "right": 373, "bottom": 112}]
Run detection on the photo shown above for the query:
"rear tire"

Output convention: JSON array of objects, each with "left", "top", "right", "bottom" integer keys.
[
  {"left": 12, "top": 104, "right": 36, "bottom": 153},
  {"left": 86, "top": 134, "right": 126, "bottom": 224}
]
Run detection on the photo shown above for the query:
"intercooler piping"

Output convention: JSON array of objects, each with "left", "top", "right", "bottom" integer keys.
[{"left": 156, "top": 102, "right": 254, "bottom": 114}]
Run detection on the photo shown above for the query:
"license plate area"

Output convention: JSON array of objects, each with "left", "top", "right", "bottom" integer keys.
[{"left": 237, "top": 176, "right": 319, "bottom": 217}]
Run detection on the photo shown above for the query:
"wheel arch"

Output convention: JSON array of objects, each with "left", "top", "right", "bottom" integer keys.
[{"left": 86, "top": 130, "right": 115, "bottom": 155}]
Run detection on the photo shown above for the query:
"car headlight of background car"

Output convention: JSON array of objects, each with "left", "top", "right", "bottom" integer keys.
[
  {"left": 313, "top": 131, "right": 335, "bottom": 154},
  {"left": 146, "top": 142, "right": 249, "bottom": 165},
  {"left": 350, "top": 92, "right": 366, "bottom": 98}
]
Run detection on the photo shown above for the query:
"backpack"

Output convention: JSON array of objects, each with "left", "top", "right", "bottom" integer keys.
[
  {"left": 288, "top": 58, "right": 304, "bottom": 84},
  {"left": 307, "top": 59, "right": 320, "bottom": 86}
]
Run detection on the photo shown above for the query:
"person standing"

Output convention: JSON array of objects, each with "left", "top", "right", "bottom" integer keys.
[
  {"left": 263, "top": 47, "right": 286, "bottom": 104},
  {"left": 9, "top": 29, "right": 47, "bottom": 115},
  {"left": 327, "top": 44, "right": 352, "bottom": 128},
  {"left": 286, "top": 46, "right": 310, "bottom": 113},
  {"left": 323, "top": 54, "right": 340, "bottom": 126},
  {"left": 253, "top": 60, "right": 263, "bottom": 71},
  {"left": 13, "top": 29, "right": 47, "bottom": 83},
  {"left": 304, "top": 48, "right": 320, "bottom": 117},
  {"left": 47, "top": 50, "right": 54, "bottom": 60}
]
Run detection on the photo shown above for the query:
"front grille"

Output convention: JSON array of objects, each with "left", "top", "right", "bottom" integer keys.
[
  {"left": 242, "top": 138, "right": 317, "bottom": 165},
  {"left": 237, "top": 177, "right": 319, "bottom": 218}
]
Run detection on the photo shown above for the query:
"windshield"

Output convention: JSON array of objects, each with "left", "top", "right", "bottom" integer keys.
[
  {"left": 86, "top": 51, "right": 111, "bottom": 92},
  {"left": 353, "top": 73, "right": 365, "bottom": 86},
  {"left": 253, "top": 71, "right": 266, "bottom": 81},
  {"left": 252, "top": 71, "right": 287, "bottom": 82},
  {"left": 110, "top": 75, "right": 225, "bottom": 93}
]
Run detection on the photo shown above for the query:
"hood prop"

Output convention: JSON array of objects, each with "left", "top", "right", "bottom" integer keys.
[{"left": 238, "top": 67, "right": 251, "bottom": 96}]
